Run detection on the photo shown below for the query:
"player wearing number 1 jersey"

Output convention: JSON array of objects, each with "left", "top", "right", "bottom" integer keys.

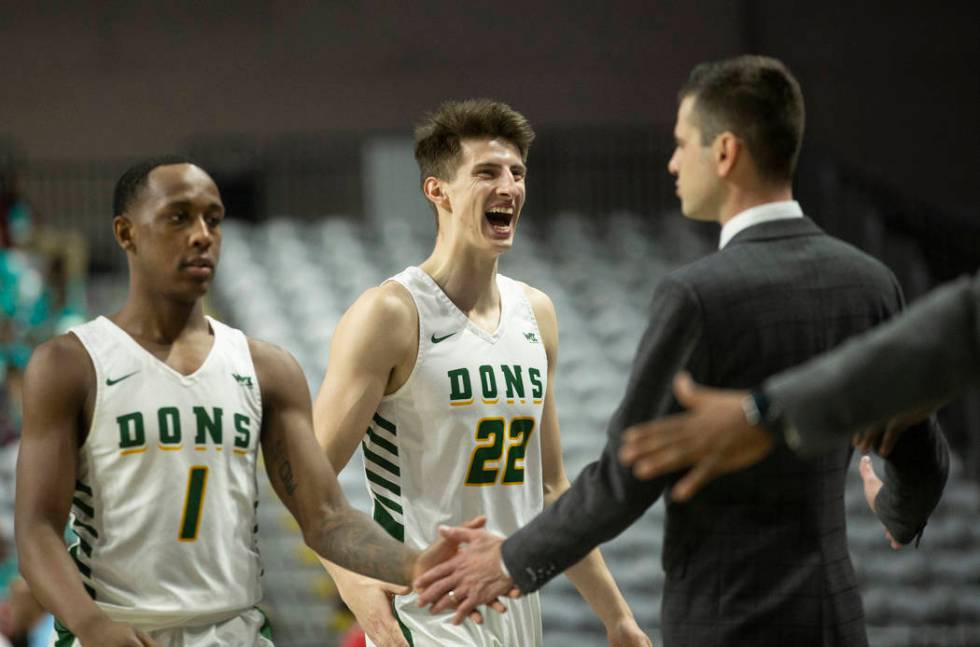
[
  {"left": 14, "top": 157, "right": 464, "bottom": 647},
  {"left": 313, "top": 100, "right": 650, "bottom": 647}
]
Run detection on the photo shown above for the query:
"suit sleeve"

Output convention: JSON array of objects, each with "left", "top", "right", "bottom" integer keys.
[
  {"left": 764, "top": 273, "right": 980, "bottom": 456},
  {"left": 861, "top": 274, "right": 949, "bottom": 546},
  {"left": 501, "top": 276, "right": 705, "bottom": 593},
  {"left": 873, "top": 414, "right": 948, "bottom": 544}
]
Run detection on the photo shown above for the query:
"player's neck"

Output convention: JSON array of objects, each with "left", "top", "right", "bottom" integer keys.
[
  {"left": 419, "top": 247, "right": 500, "bottom": 314},
  {"left": 113, "top": 291, "right": 209, "bottom": 345}
]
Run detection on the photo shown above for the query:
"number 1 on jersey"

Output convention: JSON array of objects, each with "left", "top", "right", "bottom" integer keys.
[
  {"left": 465, "top": 417, "right": 535, "bottom": 486},
  {"left": 179, "top": 466, "right": 209, "bottom": 541}
]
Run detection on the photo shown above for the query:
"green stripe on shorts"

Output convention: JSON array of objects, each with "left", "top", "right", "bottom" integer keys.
[
  {"left": 256, "top": 606, "right": 274, "bottom": 640},
  {"left": 54, "top": 618, "right": 75, "bottom": 647}
]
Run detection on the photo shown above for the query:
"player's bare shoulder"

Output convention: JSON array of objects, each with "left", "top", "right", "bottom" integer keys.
[
  {"left": 354, "top": 281, "right": 418, "bottom": 339},
  {"left": 246, "top": 337, "right": 309, "bottom": 409},
  {"left": 21, "top": 332, "right": 96, "bottom": 439},
  {"left": 338, "top": 281, "right": 419, "bottom": 358},
  {"left": 24, "top": 333, "right": 95, "bottom": 403}
]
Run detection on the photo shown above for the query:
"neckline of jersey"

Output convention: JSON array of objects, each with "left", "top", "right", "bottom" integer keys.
[
  {"left": 409, "top": 266, "right": 508, "bottom": 345},
  {"left": 98, "top": 315, "right": 221, "bottom": 384}
]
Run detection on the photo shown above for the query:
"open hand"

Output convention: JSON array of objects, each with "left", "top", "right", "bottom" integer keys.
[
  {"left": 413, "top": 516, "right": 510, "bottom": 624},
  {"left": 619, "top": 373, "right": 774, "bottom": 501},
  {"left": 414, "top": 525, "right": 519, "bottom": 625},
  {"left": 334, "top": 571, "right": 412, "bottom": 647}
]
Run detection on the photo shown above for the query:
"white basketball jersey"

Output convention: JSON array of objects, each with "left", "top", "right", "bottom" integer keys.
[
  {"left": 366, "top": 267, "right": 546, "bottom": 647},
  {"left": 67, "top": 316, "right": 263, "bottom": 632}
]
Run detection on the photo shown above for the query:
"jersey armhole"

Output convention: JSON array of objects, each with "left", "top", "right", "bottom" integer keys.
[
  {"left": 514, "top": 280, "right": 545, "bottom": 342},
  {"left": 67, "top": 329, "right": 103, "bottom": 451},
  {"left": 380, "top": 278, "right": 425, "bottom": 401}
]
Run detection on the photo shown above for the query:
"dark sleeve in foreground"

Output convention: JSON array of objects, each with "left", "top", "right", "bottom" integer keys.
[
  {"left": 874, "top": 415, "right": 949, "bottom": 545},
  {"left": 764, "top": 273, "right": 980, "bottom": 457},
  {"left": 502, "top": 276, "right": 705, "bottom": 593}
]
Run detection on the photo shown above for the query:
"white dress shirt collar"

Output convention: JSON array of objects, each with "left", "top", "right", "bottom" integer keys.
[{"left": 719, "top": 200, "right": 804, "bottom": 249}]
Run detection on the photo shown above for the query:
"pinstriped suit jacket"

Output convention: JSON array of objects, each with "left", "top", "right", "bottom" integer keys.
[{"left": 502, "top": 217, "right": 948, "bottom": 647}]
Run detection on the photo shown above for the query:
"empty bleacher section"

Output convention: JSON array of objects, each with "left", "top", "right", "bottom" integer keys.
[{"left": 214, "top": 212, "right": 980, "bottom": 647}]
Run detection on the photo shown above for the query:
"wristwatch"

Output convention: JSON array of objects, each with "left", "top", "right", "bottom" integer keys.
[{"left": 742, "top": 389, "right": 797, "bottom": 448}]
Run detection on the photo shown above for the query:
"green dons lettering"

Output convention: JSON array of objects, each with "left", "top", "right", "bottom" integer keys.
[
  {"left": 447, "top": 364, "right": 544, "bottom": 404},
  {"left": 115, "top": 406, "right": 251, "bottom": 452},
  {"left": 479, "top": 365, "right": 498, "bottom": 400},
  {"left": 448, "top": 368, "right": 472, "bottom": 402}
]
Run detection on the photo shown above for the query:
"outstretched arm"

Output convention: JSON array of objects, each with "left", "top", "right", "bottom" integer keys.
[
  {"left": 16, "top": 336, "right": 158, "bottom": 647},
  {"left": 253, "top": 338, "right": 451, "bottom": 585}
]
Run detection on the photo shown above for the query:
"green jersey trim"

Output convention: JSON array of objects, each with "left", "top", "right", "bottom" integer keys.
[
  {"left": 373, "top": 499, "right": 405, "bottom": 542},
  {"left": 391, "top": 597, "right": 415, "bottom": 646}
]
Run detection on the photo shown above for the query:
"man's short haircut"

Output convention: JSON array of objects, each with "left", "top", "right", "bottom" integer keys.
[
  {"left": 113, "top": 154, "right": 198, "bottom": 217},
  {"left": 414, "top": 99, "right": 535, "bottom": 187},
  {"left": 680, "top": 55, "right": 805, "bottom": 184}
]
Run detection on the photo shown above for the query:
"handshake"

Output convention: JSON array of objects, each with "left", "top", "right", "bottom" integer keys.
[{"left": 411, "top": 515, "right": 520, "bottom": 626}]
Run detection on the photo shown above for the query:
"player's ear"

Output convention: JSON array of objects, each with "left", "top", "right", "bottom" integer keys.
[
  {"left": 423, "top": 176, "right": 451, "bottom": 212},
  {"left": 113, "top": 214, "right": 136, "bottom": 252},
  {"left": 714, "top": 132, "right": 740, "bottom": 178}
]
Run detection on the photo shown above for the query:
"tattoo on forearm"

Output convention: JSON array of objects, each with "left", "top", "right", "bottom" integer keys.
[
  {"left": 311, "top": 508, "right": 418, "bottom": 585},
  {"left": 278, "top": 460, "right": 297, "bottom": 496},
  {"left": 270, "top": 438, "right": 298, "bottom": 496}
]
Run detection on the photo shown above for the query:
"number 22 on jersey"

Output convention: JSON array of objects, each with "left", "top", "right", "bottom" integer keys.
[{"left": 465, "top": 417, "right": 535, "bottom": 486}]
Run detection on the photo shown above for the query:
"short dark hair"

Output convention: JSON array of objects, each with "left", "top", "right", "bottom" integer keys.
[
  {"left": 680, "top": 55, "right": 805, "bottom": 184},
  {"left": 414, "top": 99, "right": 535, "bottom": 186},
  {"left": 113, "top": 154, "right": 198, "bottom": 217}
]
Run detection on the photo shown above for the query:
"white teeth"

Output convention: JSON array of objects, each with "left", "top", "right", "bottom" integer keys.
[{"left": 487, "top": 207, "right": 513, "bottom": 214}]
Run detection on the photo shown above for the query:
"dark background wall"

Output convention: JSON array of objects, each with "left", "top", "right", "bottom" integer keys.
[{"left": 2, "top": 1, "right": 977, "bottom": 216}]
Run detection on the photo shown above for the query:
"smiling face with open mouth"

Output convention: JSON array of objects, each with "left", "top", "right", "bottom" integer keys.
[{"left": 440, "top": 137, "right": 527, "bottom": 255}]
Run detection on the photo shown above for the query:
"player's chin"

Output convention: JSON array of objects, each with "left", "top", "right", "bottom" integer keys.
[
  {"left": 175, "top": 276, "right": 213, "bottom": 300},
  {"left": 481, "top": 225, "right": 516, "bottom": 250}
]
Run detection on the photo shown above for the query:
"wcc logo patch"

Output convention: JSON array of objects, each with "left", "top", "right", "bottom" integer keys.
[
  {"left": 232, "top": 373, "right": 254, "bottom": 388},
  {"left": 523, "top": 332, "right": 540, "bottom": 344}
]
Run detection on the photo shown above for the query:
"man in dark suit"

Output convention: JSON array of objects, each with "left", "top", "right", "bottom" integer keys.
[
  {"left": 617, "top": 271, "right": 978, "bottom": 497},
  {"left": 413, "top": 55, "right": 949, "bottom": 646}
]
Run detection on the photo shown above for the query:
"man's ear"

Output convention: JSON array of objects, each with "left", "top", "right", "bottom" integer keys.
[
  {"left": 714, "top": 132, "right": 741, "bottom": 178},
  {"left": 423, "top": 176, "right": 451, "bottom": 212},
  {"left": 113, "top": 215, "right": 135, "bottom": 252}
]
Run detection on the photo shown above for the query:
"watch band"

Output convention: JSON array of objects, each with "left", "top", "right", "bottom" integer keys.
[{"left": 743, "top": 389, "right": 789, "bottom": 447}]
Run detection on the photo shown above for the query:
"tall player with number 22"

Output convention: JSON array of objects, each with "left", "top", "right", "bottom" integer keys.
[
  {"left": 313, "top": 100, "right": 650, "bottom": 647},
  {"left": 15, "top": 156, "right": 464, "bottom": 647}
]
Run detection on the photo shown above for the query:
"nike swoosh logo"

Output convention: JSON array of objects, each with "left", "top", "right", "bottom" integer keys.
[
  {"left": 105, "top": 371, "right": 140, "bottom": 386},
  {"left": 431, "top": 332, "right": 456, "bottom": 344}
]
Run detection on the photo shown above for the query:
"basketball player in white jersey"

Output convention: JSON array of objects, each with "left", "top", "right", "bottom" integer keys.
[
  {"left": 14, "top": 156, "right": 465, "bottom": 647},
  {"left": 313, "top": 100, "right": 651, "bottom": 646}
]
